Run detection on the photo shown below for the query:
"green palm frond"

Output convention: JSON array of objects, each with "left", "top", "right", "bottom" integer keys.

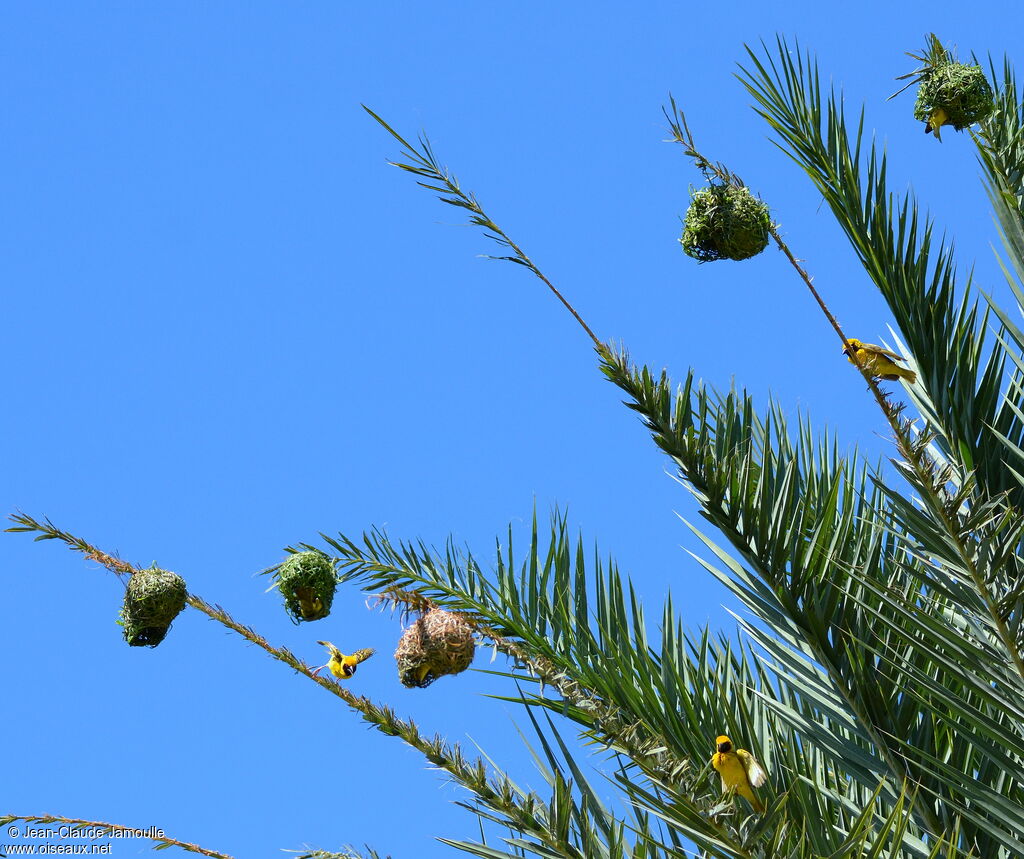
[
  {"left": 310, "top": 513, "right": 710, "bottom": 783},
  {"left": 10, "top": 29, "right": 1024, "bottom": 859},
  {"left": 355, "top": 63, "right": 1024, "bottom": 851},
  {"left": 315, "top": 505, "right": 979, "bottom": 856},
  {"left": 737, "top": 39, "right": 1014, "bottom": 508},
  {"left": 598, "top": 341, "right": 1024, "bottom": 850},
  {"left": 977, "top": 59, "right": 1024, "bottom": 221},
  {"left": 340, "top": 42, "right": 1024, "bottom": 858},
  {"left": 289, "top": 848, "right": 393, "bottom": 859},
  {"left": 442, "top": 712, "right": 689, "bottom": 859},
  {"left": 889, "top": 33, "right": 956, "bottom": 99}
]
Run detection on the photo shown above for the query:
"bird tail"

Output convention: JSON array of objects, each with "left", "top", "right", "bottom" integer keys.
[
  {"left": 752, "top": 795, "right": 765, "bottom": 813},
  {"left": 881, "top": 367, "right": 917, "bottom": 383}
]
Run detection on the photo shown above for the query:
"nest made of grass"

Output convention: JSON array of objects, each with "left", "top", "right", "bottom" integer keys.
[
  {"left": 680, "top": 184, "right": 770, "bottom": 263},
  {"left": 277, "top": 551, "right": 336, "bottom": 623},
  {"left": 121, "top": 565, "right": 187, "bottom": 647},
  {"left": 395, "top": 608, "right": 475, "bottom": 688},
  {"left": 913, "top": 61, "right": 994, "bottom": 130}
]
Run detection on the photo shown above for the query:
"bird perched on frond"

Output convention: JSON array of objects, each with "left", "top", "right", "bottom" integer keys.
[
  {"left": 712, "top": 735, "right": 767, "bottom": 813},
  {"left": 842, "top": 339, "right": 917, "bottom": 383},
  {"left": 313, "top": 641, "right": 375, "bottom": 680},
  {"left": 925, "top": 106, "right": 949, "bottom": 139}
]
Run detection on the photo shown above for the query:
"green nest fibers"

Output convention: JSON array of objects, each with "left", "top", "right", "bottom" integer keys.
[
  {"left": 395, "top": 608, "right": 475, "bottom": 688},
  {"left": 913, "top": 62, "right": 993, "bottom": 130},
  {"left": 680, "top": 184, "right": 770, "bottom": 262},
  {"left": 277, "top": 551, "right": 336, "bottom": 623},
  {"left": 121, "top": 566, "right": 187, "bottom": 647}
]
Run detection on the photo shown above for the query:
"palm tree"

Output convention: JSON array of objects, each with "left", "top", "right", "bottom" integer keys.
[{"left": 10, "top": 36, "right": 1024, "bottom": 859}]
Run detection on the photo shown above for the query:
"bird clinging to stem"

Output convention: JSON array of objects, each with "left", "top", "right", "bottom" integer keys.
[
  {"left": 313, "top": 641, "right": 375, "bottom": 680},
  {"left": 711, "top": 735, "right": 767, "bottom": 813},
  {"left": 842, "top": 338, "right": 917, "bottom": 383},
  {"left": 925, "top": 106, "right": 949, "bottom": 139}
]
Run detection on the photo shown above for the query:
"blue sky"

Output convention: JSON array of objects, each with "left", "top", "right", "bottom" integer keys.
[{"left": 4, "top": 3, "right": 1023, "bottom": 857}]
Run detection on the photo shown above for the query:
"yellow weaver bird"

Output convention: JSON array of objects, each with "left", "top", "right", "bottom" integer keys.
[
  {"left": 313, "top": 641, "right": 375, "bottom": 680},
  {"left": 842, "top": 339, "right": 917, "bottom": 383},
  {"left": 296, "top": 589, "right": 324, "bottom": 621},
  {"left": 712, "top": 735, "right": 767, "bottom": 813},
  {"left": 925, "top": 106, "right": 949, "bottom": 139}
]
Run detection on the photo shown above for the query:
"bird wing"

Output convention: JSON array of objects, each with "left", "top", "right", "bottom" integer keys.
[
  {"left": 344, "top": 647, "right": 376, "bottom": 667},
  {"left": 858, "top": 342, "right": 906, "bottom": 361},
  {"left": 317, "top": 640, "right": 342, "bottom": 659},
  {"left": 736, "top": 749, "right": 768, "bottom": 787}
]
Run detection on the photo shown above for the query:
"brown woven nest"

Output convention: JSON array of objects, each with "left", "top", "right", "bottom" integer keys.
[
  {"left": 395, "top": 608, "right": 475, "bottom": 688},
  {"left": 277, "top": 551, "right": 336, "bottom": 623},
  {"left": 121, "top": 565, "right": 187, "bottom": 647}
]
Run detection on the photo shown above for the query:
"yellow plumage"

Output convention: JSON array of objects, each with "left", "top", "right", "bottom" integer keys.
[
  {"left": 842, "top": 338, "right": 917, "bottom": 383},
  {"left": 925, "top": 106, "right": 949, "bottom": 139},
  {"left": 711, "top": 735, "right": 766, "bottom": 813},
  {"left": 297, "top": 592, "right": 323, "bottom": 621},
  {"left": 314, "top": 641, "right": 375, "bottom": 680}
]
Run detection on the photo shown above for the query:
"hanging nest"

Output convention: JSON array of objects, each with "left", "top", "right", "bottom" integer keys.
[
  {"left": 277, "top": 551, "right": 336, "bottom": 623},
  {"left": 913, "top": 61, "right": 993, "bottom": 133},
  {"left": 680, "top": 184, "right": 770, "bottom": 262},
  {"left": 395, "top": 608, "right": 475, "bottom": 688},
  {"left": 898, "top": 36, "right": 994, "bottom": 138},
  {"left": 121, "top": 565, "right": 187, "bottom": 647}
]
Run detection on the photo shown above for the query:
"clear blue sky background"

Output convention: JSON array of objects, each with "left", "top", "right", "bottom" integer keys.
[{"left": 4, "top": 3, "right": 1023, "bottom": 857}]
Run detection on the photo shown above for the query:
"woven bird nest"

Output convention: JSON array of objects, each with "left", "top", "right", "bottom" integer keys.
[
  {"left": 913, "top": 61, "right": 993, "bottom": 131},
  {"left": 121, "top": 565, "right": 187, "bottom": 647},
  {"left": 277, "top": 551, "right": 336, "bottom": 623},
  {"left": 395, "top": 608, "right": 475, "bottom": 688},
  {"left": 680, "top": 184, "right": 770, "bottom": 262}
]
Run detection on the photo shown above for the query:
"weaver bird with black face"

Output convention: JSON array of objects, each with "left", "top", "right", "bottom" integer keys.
[
  {"left": 842, "top": 339, "right": 917, "bottom": 383},
  {"left": 712, "top": 735, "right": 767, "bottom": 813},
  {"left": 313, "top": 641, "right": 375, "bottom": 680},
  {"left": 925, "top": 106, "right": 949, "bottom": 139}
]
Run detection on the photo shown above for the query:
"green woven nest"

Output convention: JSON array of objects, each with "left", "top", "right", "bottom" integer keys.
[
  {"left": 278, "top": 551, "right": 336, "bottom": 623},
  {"left": 913, "top": 62, "right": 993, "bottom": 130},
  {"left": 680, "top": 185, "right": 770, "bottom": 262},
  {"left": 395, "top": 608, "right": 475, "bottom": 688},
  {"left": 121, "top": 566, "right": 187, "bottom": 647}
]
